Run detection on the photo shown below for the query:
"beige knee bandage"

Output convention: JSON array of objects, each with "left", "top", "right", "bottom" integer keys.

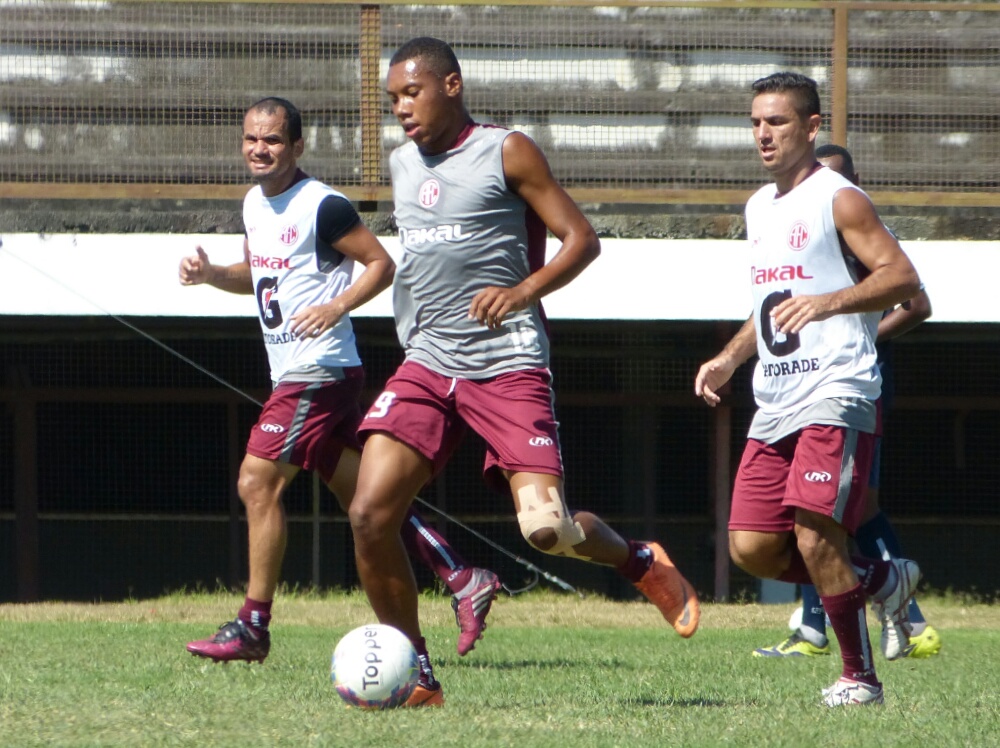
[{"left": 515, "top": 485, "right": 589, "bottom": 560}]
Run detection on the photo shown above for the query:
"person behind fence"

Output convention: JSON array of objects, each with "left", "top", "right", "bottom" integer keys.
[
  {"left": 753, "top": 143, "right": 941, "bottom": 661},
  {"left": 346, "top": 36, "right": 700, "bottom": 708},
  {"left": 178, "top": 96, "right": 501, "bottom": 664},
  {"left": 694, "top": 73, "right": 924, "bottom": 707}
]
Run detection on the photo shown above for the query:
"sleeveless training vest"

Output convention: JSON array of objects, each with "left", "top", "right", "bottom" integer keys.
[
  {"left": 389, "top": 125, "right": 550, "bottom": 379},
  {"left": 744, "top": 166, "right": 881, "bottom": 419},
  {"left": 243, "top": 178, "right": 360, "bottom": 384}
]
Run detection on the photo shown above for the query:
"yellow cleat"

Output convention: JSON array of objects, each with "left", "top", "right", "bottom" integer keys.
[
  {"left": 753, "top": 631, "right": 831, "bottom": 657},
  {"left": 906, "top": 624, "right": 942, "bottom": 658}
]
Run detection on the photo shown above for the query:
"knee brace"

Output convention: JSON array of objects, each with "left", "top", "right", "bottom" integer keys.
[{"left": 515, "top": 484, "right": 589, "bottom": 560}]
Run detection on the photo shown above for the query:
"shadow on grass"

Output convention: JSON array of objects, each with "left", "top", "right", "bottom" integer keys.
[
  {"left": 629, "top": 696, "right": 729, "bottom": 707},
  {"left": 453, "top": 657, "right": 634, "bottom": 670}
]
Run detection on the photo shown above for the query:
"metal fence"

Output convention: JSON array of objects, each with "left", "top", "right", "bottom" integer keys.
[
  {"left": 4, "top": 317, "right": 1000, "bottom": 604},
  {"left": 1, "top": 0, "right": 997, "bottom": 206}
]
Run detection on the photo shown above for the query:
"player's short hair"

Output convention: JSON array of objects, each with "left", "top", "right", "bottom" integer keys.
[
  {"left": 751, "top": 72, "right": 821, "bottom": 119},
  {"left": 389, "top": 37, "right": 461, "bottom": 78},
  {"left": 815, "top": 143, "right": 856, "bottom": 178},
  {"left": 246, "top": 97, "right": 303, "bottom": 143}
]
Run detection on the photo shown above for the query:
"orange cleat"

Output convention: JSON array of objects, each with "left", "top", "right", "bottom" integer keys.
[
  {"left": 404, "top": 682, "right": 444, "bottom": 707},
  {"left": 632, "top": 542, "right": 700, "bottom": 638}
]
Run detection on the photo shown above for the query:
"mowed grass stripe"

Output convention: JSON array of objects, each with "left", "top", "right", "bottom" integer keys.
[{"left": 0, "top": 593, "right": 996, "bottom": 747}]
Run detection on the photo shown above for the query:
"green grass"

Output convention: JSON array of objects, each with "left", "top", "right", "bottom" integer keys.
[{"left": 0, "top": 590, "right": 997, "bottom": 747}]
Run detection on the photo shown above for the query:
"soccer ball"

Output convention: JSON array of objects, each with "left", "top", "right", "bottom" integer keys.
[
  {"left": 331, "top": 624, "right": 419, "bottom": 709},
  {"left": 788, "top": 605, "right": 804, "bottom": 631},
  {"left": 787, "top": 604, "right": 831, "bottom": 631}
]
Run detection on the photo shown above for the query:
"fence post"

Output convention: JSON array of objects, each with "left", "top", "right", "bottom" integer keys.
[
  {"left": 12, "top": 383, "right": 39, "bottom": 602},
  {"left": 227, "top": 401, "right": 241, "bottom": 588},
  {"left": 360, "top": 5, "right": 383, "bottom": 199},
  {"left": 312, "top": 472, "right": 322, "bottom": 588},
  {"left": 830, "top": 4, "right": 849, "bottom": 147},
  {"left": 711, "top": 405, "right": 731, "bottom": 602}
]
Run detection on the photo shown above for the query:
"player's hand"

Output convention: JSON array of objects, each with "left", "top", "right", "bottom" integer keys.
[
  {"left": 770, "top": 293, "right": 835, "bottom": 334},
  {"left": 291, "top": 302, "right": 346, "bottom": 340},
  {"left": 179, "top": 246, "right": 212, "bottom": 286},
  {"left": 694, "top": 357, "right": 736, "bottom": 407},
  {"left": 469, "top": 285, "right": 531, "bottom": 329}
]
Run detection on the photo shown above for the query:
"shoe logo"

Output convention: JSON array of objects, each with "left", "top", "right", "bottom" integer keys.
[
  {"left": 260, "top": 423, "right": 286, "bottom": 433},
  {"left": 529, "top": 436, "right": 553, "bottom": 447},
  {"left": 803, "top": 470, "right": 832, "bottom": 483}
]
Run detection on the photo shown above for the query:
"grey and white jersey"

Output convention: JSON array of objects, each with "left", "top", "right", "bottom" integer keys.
[{"left": 390, "top": 125, "right": 550, "bottom": 379}]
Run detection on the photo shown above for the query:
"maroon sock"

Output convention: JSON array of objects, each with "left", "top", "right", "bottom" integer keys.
[
  {"left": 616, "top": 540, "right": 653, "bottom": 583},
  {"left": 850, "top": 554, "right": 893, "bottom": 597},
  {"left": 412, "top": 636, "right": 429, "bottom": 659},
  {"left": 238, "top": 597, "right": 272, "bottom": 631},
  {"left": 775, "top": 549, "right": 812, "bottom": 585},
  {"left": 400, "top": 508, "right": 470, "bottom": 593},
  {"left": 821, "top": 584, "right": 880, "bottom": 686}
]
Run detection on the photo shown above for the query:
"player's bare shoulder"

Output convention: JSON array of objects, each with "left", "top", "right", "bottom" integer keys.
[
  {"left": 500, "top": 130, "right": 555, "bottom": 189},
  {"left": 831, "top": 182, "right": 880, "bottom": 232}
]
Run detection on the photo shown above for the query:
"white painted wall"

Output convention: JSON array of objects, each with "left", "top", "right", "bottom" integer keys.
[{"left": 0, "top": 233, "right": 990, "bottom": 322}]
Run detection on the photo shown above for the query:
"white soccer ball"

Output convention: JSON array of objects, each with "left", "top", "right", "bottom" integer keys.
[
  {"left": 331, "top": 624, "right": 419, "bottom": 709},
  {"left": 788, "top": 605, "right": 803, "bottom": 632}
]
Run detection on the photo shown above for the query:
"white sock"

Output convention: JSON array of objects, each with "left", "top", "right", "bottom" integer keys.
[{"left": 797, "top": 624, "right": 828, "bottom": 647}]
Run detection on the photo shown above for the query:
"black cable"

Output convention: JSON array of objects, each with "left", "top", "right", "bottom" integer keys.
[{"left": 4, "top": 243, "right": 582, "bottom": 596}]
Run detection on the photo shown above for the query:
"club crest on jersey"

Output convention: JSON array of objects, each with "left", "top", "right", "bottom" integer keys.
[
  {"left": 279, "top": 225, "right": 299, "bottom": 246},
  {"left": 418, "top": 179, "right": 441, "bottom": 208},
  {"left": 787, "top": 221, "right": 810, "bottom": 251}
]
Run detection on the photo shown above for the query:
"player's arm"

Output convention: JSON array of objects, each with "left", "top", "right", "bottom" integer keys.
[
  {"left": 468, "top": 131, "right": 600, "bottom": 329},
  {"left": 178, "top": 239, "right": 253, "bottom": 294},
  {"left": 694, "top": 316, "right": 758, "bottom": 407},
  {"left": 877, "top": 286, "right": 932, "bottom": 343},
  {"left": 770, "top": 188, "right": 921, "bottom": 335},
  {"left": 289, "top": 196, "right": 395, "bottom": 338}
]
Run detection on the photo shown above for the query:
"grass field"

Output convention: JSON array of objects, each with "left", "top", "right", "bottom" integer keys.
[{"left": 0, "top": 589, "right": 997, "bottom": 747}]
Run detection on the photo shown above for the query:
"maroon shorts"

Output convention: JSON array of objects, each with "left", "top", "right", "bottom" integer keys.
[
  {"left": 729, "top": 424, "right": 875, "bottom": 535},
  {"left": 358, "top": 360, "right": 564, "bottom": 488},
  {"left": 246, "top": 368, "right": 364, "bottom": 484}
]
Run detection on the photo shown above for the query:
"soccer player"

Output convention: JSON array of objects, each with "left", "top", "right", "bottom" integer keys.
[
  {"left": 695, "top": 73, "right": 923, "bottom": 706},
  {"left": 179, "top": 96, "right": 501, "bottom": 663},
  {"left": 754, "top": 144, "right": 941, "bottom": 660},
  {"left": 347, "top": 37, "right": 700, "bottom": 707}
]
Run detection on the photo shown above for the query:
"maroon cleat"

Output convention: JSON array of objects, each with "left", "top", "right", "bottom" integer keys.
[
  {"left": 186, "top": 619, "right": 271, "bottom": 663},
  {"left": 451, "top": 568, "right": 502, "bottom": 656}
]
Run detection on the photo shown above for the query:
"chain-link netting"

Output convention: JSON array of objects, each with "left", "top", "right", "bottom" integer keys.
[
  {"left": 3, "top": 318, "right": 1000, "bottom": 601},
  {"left": 1, "top": 1, "right": 997, "bottom": 198}
]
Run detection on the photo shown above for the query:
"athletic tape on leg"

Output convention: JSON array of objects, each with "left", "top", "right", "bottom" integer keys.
[{"left": 515, "top": 485, "right": 589, "bottom": 560}]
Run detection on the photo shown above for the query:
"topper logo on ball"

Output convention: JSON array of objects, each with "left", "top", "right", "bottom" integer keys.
[{"left": 361, "top": 627, "right": 386, "bottom": 689}]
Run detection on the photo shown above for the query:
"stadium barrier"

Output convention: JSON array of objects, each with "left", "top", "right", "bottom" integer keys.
[{"left": 0, "top": 0, "right": 997, "bottom": 207}]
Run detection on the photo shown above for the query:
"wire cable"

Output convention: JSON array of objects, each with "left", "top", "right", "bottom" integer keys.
[{"left": 3, "top": 242, "right": 581, "bottom": 596}]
